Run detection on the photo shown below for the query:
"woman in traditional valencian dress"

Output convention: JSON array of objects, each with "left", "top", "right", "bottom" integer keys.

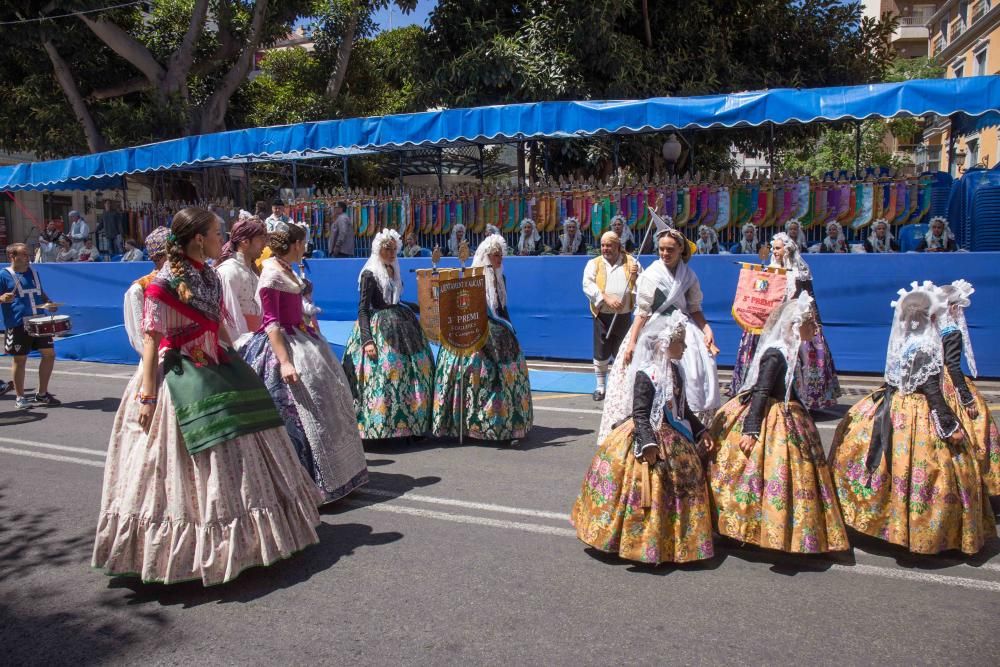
[
  {"left": 93, "top": 207, "right": 321, "bottom": 586},
  {"left": 729, "top": 233, "right": 841, "bottom": 408},
  {"left": 709, "top": 292, "right": 849, "bottom": 554},
  {"left": 829, "top": 282, "right": 995, "bottom": 555},
  {"left": 572, "top": 311, "right": 715, "bottom": 565},
  {"left": 598, "top": 226, "right": 720, "bottom": 443},
  {"left": 241, "top": 221, "right": 368, "bottom": 503},
  {"left": 936, "top": 280, "right": 1000, "bottom": 503},
  {"left": 123, "top": 226, "right": 170, "bottom": 354},
  {"left": 432, "top": 233, "right": 533, "bottom": 442},
  {"left": 343, "top": 229, "right": 435, "bottom": 440}
]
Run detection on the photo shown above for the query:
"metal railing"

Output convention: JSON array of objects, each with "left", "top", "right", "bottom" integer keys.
[
  {"left": 933, "top": 35, "right": 947, "bottom": 53},
  {"left": 898, "top": 14, "right": 934, "bottom": 27},
  {"left": 951, "top": 17, "right": 967, "bottom": 38},
  {"left": 971, "top": 1, "right": 989, "bottom": 23}
]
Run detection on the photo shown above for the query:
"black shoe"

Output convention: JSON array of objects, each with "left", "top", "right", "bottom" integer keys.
[
  {"left": 0, "top": 380, "right": 12, "bottom": 397},
  {"left": 592, "top": 390, "right": 605, "bottom": 401},
  {"left": 33, "top": 392, "right": 61, "bottom": 407}
]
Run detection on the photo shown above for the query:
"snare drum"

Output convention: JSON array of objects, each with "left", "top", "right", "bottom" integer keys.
[{"left": 24, "top": 314, "right": 72, "bottom": 337}]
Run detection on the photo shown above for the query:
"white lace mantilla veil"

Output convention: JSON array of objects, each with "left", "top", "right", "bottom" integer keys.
[
  {"left": 640, "top": 310, "right": 689, "bottom": 432},
  {"left": 884, "top": 281, "right": 946, "bottom": 395},
  {"left": 938, "top": 279, "right": 977, "bottom": 378},
  {"left": 559, "top": 217, "right": 583, "bottom": 254},
  {"left": 738, "top": 290, "right": 816, "bottom": 405},
  {"left": 448, "top": 224, "right": 466, "bottom": 256},
  {"left": 517, "top": 219, "right": 540, "bottom": 254},
  {"left": 867, "top": 218, "right": 895, "bottom": 253},
  {"left": 696, "top": 225, "right": 718, "bottom": 254},
  {"left": 473, "top": 233, "right": 508, "bottom": 314},
  {"left": 611, "top": 214, "right": 635, "bottom": 248},
  {"left": 768, "top": 232, "right": 812, "bottom": 299},
  {"left": 359, "top": 228, "right": 403, "bottom": 304}
]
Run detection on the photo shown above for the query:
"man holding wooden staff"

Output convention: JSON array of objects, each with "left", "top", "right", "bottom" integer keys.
[{"left": 582, "top": 231, "right": 640, "bottom": 401}]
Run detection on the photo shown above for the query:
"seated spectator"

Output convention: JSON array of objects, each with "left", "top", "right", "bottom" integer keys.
[
  {"left": 517, "top": 218, "right": 542, "bottom": 256},
  {"left": 916, "top": 216, "right": 958, "bottom": 252},
  {"left": 38, "top": 221, "right": 61, "bottom": 263},
  {"left": 730, "top": 222, "right": 762, "bottom": 255},
  {"left": 121, "top": 238, "right": 144, "bottom": 261},
  {"left": 784, "top": 218, "right": 808, "bottom": 253},
  {"left": 55, "top": 235, "right": 78, "bottom": 262},
  {"left": 446, "top": 224, "right": 468, "bottom": 257},
  {"left": 557, "top": 217, "right": 586, "bottom": 255},
  {"left": 819, "top": 221, "right": 848, "bottom": 253},
  {"left": 402, "top": 233, "right": 423, "bottom": 258},
  {"left": 610, "top": 215, "right": 636, "bottom": 253},
  {"left": 695, "top": 225, "right": 719, "bottom": 254},
  {"left": 863, "top": 218, "right": 899, "bottom": 253},
  {"left": 77, "top": 238, "right": 98, "bottom": 262}
]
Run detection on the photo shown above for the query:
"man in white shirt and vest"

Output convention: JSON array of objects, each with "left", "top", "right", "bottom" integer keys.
[{"left": 582, "top": 231, "right": 640, "bottom": 401}]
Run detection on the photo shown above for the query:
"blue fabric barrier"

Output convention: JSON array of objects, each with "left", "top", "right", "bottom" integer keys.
[{"left": 30, "top": 253, "right": 1000, "bottom": 376}]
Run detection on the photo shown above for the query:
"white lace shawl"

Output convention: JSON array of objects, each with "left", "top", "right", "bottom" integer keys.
[
  {"left": 359, "top": 229, "right": 403, "bottom": 304},
  {"left": 884, "top": 282, "right": 945, "bottom": 395}
]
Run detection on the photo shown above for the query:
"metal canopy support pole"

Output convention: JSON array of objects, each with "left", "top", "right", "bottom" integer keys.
[
  {"left": 398, "top": 151, "right": 404, "bottom": 190},
  {"left": 342, "top": 156, "right": 350, "bottom": 188},
  {"left": 855, "top": 122, "right": 862, "bottom": 176},
  {"left": 477, "top": 144, "right": 485, "bottom": 183},
  {"left": 517, "top": 141, "right": 526, "bottom": 187},
  {"left": 613, "top": 138, "right": 620, "bottom": 175},
  {"left": 437, "top": 148, "right": 444, "bottom": 191},
  {"left": 291, "top": 161, "right": 298, "bottom": 198},
  {"left": 769, "top": 122, "right": 776, "bottom": 175},
  {"left": 947, "top": 115, "right": 957, "bottom": 176}
]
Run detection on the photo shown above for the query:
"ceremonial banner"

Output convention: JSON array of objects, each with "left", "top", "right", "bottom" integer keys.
[
  {"left": 731, "top": 264, "right": 788, "bottom": 334},
  {"left": 415, "top": 269, "right": 441, "bottom": 343},
  {"left": 436, "top": 268, "right": 489, "bottom": 355}
]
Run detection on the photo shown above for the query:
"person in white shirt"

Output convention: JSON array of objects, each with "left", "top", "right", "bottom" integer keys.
[
  {"left": 67, "top": 211, "right": 90, "bottom": 251},
  {"left": 582, "top": 231, "right": 641, "bottom": 401},
  {"left": 55, "top": 235, "right": 78, "bottom": 262},
  {"left": 77, "top": 238, "right": 98, "bottom": 262},
  {"left": 217, "top": 215, "right": 267, "bottom": 348},
  {"left": 121, "top": 238, "right": 144, "bottom": 262},
  {"left": 38, "top": 221, "right": 61, "bottom": 263}
]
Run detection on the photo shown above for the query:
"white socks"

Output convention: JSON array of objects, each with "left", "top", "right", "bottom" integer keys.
[{"left": 593, "top": 359, "right": 609, "bottom": 392}]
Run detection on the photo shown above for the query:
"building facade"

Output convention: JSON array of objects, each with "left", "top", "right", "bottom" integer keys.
[{"left": 923, "top": 0, "right": 1000, "bottom": 174}]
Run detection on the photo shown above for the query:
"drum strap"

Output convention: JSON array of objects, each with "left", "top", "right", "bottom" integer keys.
[{"left": 5, "top": 266, "right": 43, "bottom": 317}]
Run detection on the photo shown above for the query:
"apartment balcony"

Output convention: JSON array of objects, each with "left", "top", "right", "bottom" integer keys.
[
  {"left": 933, "top": 34, "right": 947, "bottom": 54},
  {"left": 951, "top": 16, "right": 968, "bottom": 39}
]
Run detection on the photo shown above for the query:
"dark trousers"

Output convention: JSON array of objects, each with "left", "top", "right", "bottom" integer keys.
[{"left": 593, "top": 312, "right": 631, "bottom": 362}]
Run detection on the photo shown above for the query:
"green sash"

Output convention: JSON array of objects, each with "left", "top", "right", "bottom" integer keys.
[{"left": 164, "top": 352, "right": 284, "bottom": 455}]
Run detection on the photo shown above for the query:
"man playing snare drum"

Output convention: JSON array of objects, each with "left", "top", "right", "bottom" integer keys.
[{"left": 0, "top": 243, "right": 61, "bottom": 409}]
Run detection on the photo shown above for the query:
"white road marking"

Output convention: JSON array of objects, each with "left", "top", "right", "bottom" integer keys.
[
  {"left": 841, "top": 563, "right": 1000, "bottom": 593},
  {"left": 0, "top": 436, "right": 106, "bottom": 457},
  {"left": 534, "top": 406, "right": 603, "bottom": 415},
  {"left": 0, "top": 446, "right": 105, "bottom": 468},
  {"left": 357, "top": 487, "right": 570, "bottom": 521},
  {"left": 3, "top": 366, "right": 133, "bottom": 379},
  {"left": 343, "top": 498, "right": 578, "bottom": 538}
]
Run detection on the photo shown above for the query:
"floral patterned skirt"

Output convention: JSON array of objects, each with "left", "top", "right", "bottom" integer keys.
[
  {"left": 829, "top": 390, "right": 995, "bottom": 555},
  {"left": 93, "top": 366, "right": 322, "bottom": 585},
  {"left": 708, "top": 396, "right": 849, "bottom": 553},
  {"left": 796, "top": 330, "right": 841, "bottom": 410},
  {"left": 728, "top": 331, "right": 759, "bottom": 396},
  {"left": 571, "top": 419, "right": 714, "bottom": 565},
  {"left": 242, "top": 327, "right": 368, "bottom": 503},
  {"left": 941, "top": 374, "right": 1000, "bottom": 496},
  {"left": 431, "top": 317, "right": 533, "bottom": 441},
  {"left": 343, "top": 305, "right": 435, "bottom": 439}
]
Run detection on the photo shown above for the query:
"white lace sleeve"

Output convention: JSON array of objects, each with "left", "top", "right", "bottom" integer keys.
[
  {"left": 635, "top": 274, "right": 657, "bottom": 316},
  {"left": 685, "top": 277, "right": 704, "bottom": 313},
  {"left": 123, "top": 283, "right": 145, "bottom": 354}
]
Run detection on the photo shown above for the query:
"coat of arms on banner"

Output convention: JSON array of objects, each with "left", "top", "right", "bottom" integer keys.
[
  {"left": 731, "top": 264, "right": 788, "bottom": 334},
  {"left": 437, "top": 267, "right": 488, "bottom": 355}
]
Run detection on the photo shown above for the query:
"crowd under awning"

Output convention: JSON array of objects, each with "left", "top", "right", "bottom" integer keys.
[{"left": 1, "top": 75, "right": 998, "bottom": 192}]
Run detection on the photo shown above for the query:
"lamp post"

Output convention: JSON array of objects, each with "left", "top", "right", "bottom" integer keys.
[
  {"left": 955, "top": 146, "right": 968, "bottom": 175},
  {"left": 662, "top": 133, "right": 682, "bottom": 176}
]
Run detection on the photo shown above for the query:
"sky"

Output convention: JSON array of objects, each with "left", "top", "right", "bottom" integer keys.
[{"left": 370, "top": 0, "right": 437, "bottom": 32}]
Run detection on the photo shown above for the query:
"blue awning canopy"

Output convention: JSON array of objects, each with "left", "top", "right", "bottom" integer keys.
[{"left": 2, "top": 76, "right": 998, "bottom": 191}]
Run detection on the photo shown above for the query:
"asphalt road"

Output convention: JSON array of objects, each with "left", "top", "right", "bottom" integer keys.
[{"left": 1, "top": 360, "right": 999, "bottom": 666}]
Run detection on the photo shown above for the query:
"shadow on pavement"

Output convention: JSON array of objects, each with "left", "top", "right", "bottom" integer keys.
[
  {"left": 58, "top": 397, "right": 122, "bottom": 413},
  {"left": 0, "top": 409, "right": 47, "bottom": 426},
  {"left": 107, "top": 522, "right": 402, "bottom": 609},
  {"left": 323, "top": 470, "right": 442, "bottom": 511},
  {"left": 0, "top": 484, "right": 163, "bottom": 665},
  {"left": 580, "top": 546, "right": 730, "bottom": 575},
  {"left": 845, "top": 528, "right": 1000, "bottom": 569}
]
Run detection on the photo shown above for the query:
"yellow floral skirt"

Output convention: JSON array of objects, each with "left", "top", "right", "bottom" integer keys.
[
  {"left": 708, "top": 396, "right": 849, "bottom": 554},
  {"left": 829, "top": 390, "right": 995, "bottom": 555},
  {"left": 941, "top": 374, "right": 1000, "bottom": 496},
  {"left": 571, "top": 419, "right": 714, "bottom": 565}
]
